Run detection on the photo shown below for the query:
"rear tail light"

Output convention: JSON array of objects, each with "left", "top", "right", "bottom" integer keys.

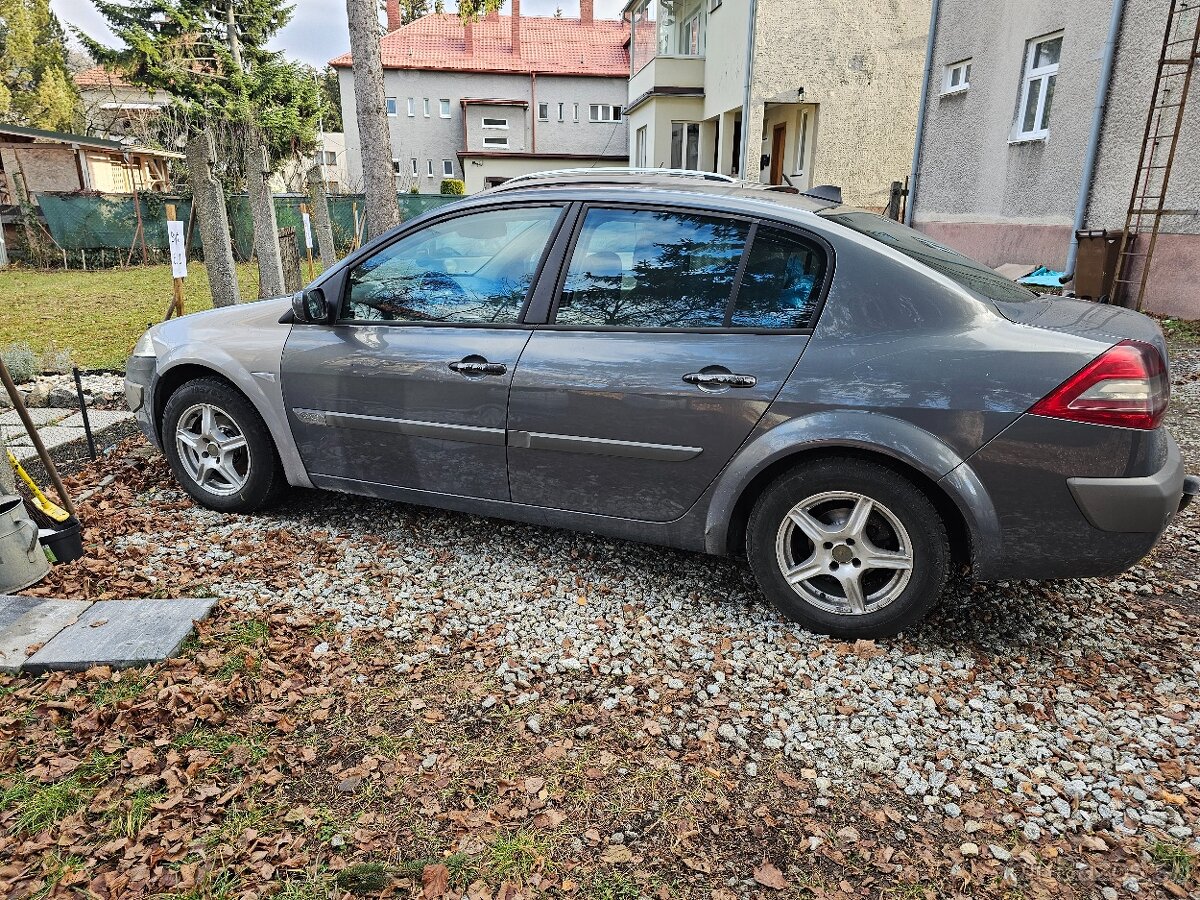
[{"left": 1030, "top": 340, "right": 1169, "bottom": 430}]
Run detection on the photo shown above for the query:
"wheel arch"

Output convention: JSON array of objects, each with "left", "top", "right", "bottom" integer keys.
[{"left": 706, "top": 413, "right": 1001, "bottom": 574}]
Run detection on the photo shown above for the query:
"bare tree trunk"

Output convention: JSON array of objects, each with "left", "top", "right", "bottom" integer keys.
[
  {"left": 346, "top": 0, "right": 401, "bottom": 238},
  {"left": 245, "top": 126, "right": 287, "bottom": 297},
  {"left": 186, "top": 130, "right": 241, "bottom": 308},
  {"left": 306, "top": 165, "right": 338, "bottom": 269}
]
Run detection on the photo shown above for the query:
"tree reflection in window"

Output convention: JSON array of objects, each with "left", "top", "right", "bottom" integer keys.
[
  {"left": 555, "top": 208, "right": 749, "bottom": 328},
  {"left": 731, "top": 227, "right": 826, "bottom": 329},
  {"left": 343, "top": 207, "right": 561, "bottom": 324}
]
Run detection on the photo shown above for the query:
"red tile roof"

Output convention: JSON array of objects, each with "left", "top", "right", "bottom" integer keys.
[
  {"left": 74, "top": 64, "right": 132, "bottom": 88},
  {"left": 330, "top": 13, "right": 629, "bottom": 78}
]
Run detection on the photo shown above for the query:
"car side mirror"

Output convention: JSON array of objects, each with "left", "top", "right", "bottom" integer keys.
[{"left": 292, "top": 287, "right": 331, "bottom": 324}]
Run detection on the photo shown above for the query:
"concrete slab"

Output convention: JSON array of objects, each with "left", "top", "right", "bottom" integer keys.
[
  {"left": 0, "top": 408, "right": 71, "bottom": 427},
  {"left": 0, "top": 598, "right": 92, "bottom": 674},
  {"left": 57, "top": 410, "right": 133, "bottom": 430},
  {"left": 24, "top": 598, "right": 218, "bottom": 673},
  {"left": 0, "top": 594, "right": 49, "bottom": 630},
  {"left": 9, "top": 426, "right": 86, "bottom": 452}
]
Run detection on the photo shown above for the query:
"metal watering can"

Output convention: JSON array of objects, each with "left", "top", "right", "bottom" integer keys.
[{"left": 0, "top": 494, "right": 49, "bottom": 593}]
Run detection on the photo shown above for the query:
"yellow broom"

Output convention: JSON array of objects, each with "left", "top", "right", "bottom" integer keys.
[{"left": 8, "top": 449, "right": 71, "bottom": 524}]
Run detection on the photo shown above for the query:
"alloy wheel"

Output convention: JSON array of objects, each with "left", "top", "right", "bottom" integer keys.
[
  {"left": 774, "top": 490, "right": 914, "bottom": 616},
  {"left": 174, "top": 402, "right": 251, "bottom": 497}
]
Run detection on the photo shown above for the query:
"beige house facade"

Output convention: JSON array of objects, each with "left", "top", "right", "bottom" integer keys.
[{"left": 623, "top": 0, "right": 930, "bottom": 210}]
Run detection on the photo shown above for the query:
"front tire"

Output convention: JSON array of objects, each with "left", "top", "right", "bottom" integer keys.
[
  {"left": 161, "top": 377, "right": 285, "bottom": 513},
  {"left": 747, "top": 458, "right": 950, "bottom": 638}
]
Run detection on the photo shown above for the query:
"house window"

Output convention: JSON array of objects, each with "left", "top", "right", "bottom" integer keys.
[
  {"left": 411, "top": 158, "right": 418, "bottom": 176},
  {"left": 439, "top": 99, "right": 451, "bottom": 118},
  {"left": 1016, "top": 33, "right": 1061, "bottom": 139},
  {"left": 427, "top": 159, "right": 434, "bottom": 176},
  {"left": 942, "top": 59, "right": 972, "bottom": 95},
  {"left": 482, "top": 116, "right": 509, "bottom": 129},
  {"left": 573, "top": 103, "right": 579, "bottom": 122},
  {"left": 483, "top": 135, "right": 509, "bottom": 148},
  {"left": 423, "top": 98, "right": 431, "bottom": 117},
  {"left": 589, "top": 104, "right": 621, "bottom": 123},
  {"left": 392, "top": 159, "right": 402, "bottom": 176},
  {"left": 443, "top": 159, "right": 454, "bottom": 176},
  {"left": 385, "top": 97, "right": 398, "bottom": 116},
  {"left": 709, "top": 0, "right": 721, "bottom": 10},
  {"left": 682, "top": 10, "right": 703, "bottom": 55},
  {"left": 670, "top": 121, "right": 699, "bottom": 169},
  {"left": 323, "top": 151, "right": 337, "bottom": 165},
  {"left": 538, "top": 102, "right": 549, "bottom": 121},
  {"left": 407, "top": 97, "right": 416, "bottom": 116},
  {"left": 635, "top": 125, "right": 647, "bottom": 167}
]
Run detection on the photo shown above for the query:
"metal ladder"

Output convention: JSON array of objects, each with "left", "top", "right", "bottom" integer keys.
[{"left": 1112, "top": 0, "right": 1200, "bottom": 310}]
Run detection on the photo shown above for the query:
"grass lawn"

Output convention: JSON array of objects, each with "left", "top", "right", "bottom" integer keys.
[{"left": 0, "top": 263, "right": 267, "bottom": 371}]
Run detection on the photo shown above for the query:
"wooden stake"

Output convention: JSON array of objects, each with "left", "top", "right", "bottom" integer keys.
[
  {"left": 164, "top": 204, "right": 186, "bottom": 320},
  {"left": 0, "top": 358, "right": 77, "bottom": 521}
]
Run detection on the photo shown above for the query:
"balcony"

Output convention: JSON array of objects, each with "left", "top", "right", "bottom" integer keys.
[{"left": 628, "top": 0, "right": 708, "bottom": 97}]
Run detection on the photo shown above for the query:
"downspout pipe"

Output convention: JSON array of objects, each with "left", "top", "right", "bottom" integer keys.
[
  {"left": 1062, "top": 0, "right": 1126, "bottom": 279},
  {"left": 738, "top": 0, "right": 760, "bottom": 180},
  {"left": 905, "top": 0, "right": 941, "bottom": 226}
]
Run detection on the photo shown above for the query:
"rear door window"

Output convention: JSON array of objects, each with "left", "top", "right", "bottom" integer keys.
[
  {"left": 553, "top": 207, "right": 750, "bottom": 328},
  {"left": 731, "top": 226, "right": 827, "bottom": 329}
]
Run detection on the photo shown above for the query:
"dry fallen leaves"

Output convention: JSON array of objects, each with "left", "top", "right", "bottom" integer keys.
[{"left": 752, "top": 858, "right": 790, "bottom": 890}]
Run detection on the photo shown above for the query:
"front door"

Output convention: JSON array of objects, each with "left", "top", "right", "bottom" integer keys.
[
  {"left": 770, "top": 123, "right": 787, "bottom": 185},
  {"left": 281, "top": 204, "right": 564, "bottom": 500},
  {"left": 507, "top": 205, "right": 830, "bottom": 522}
]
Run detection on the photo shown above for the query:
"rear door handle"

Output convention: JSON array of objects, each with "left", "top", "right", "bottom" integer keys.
[
  {"left": 683, "top": 371, "right": 757, "bottom": 389},
  {"left": 449, "top": 358, "right": 507, "bottom": 377}
]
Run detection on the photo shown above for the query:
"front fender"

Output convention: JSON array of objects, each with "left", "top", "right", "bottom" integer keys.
[{"left": 703, "top": 410, "right": 1001, "bottom": 573}]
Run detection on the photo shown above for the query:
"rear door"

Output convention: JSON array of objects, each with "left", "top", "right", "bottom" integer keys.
[
  {"left": 281, "top": 203, "right": 564, "bottom": 500},
  {"left": 507, "top": 205, "right": 831, "bottom": 522}
]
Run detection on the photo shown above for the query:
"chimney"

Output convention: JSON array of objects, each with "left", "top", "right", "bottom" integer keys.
[
  {"left": 385, "top": 0, "right": 400, "bottom": 32},
  {"left": 580, "top": 0, "right": 593, "bottom": 24},
  {"left": 465, "top": 18, "right": 474, "bottom": 54},
  {"left": 512, "top": 0, "right": 521, "bottom": 58}
]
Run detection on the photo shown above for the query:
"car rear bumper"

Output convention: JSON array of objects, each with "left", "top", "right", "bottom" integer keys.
[{"left": 1067, "top": 433, "right": 1185, "bottom": 532}]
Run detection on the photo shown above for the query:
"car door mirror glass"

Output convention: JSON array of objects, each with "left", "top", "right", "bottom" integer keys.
[{"left": 293, "top": 287, "right": 329, "bottom": 323}]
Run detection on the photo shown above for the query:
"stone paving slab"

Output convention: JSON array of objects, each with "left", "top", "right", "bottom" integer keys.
[
  {"left": 7, "top": 426, "right": 89, "bottom": 457},
  {"left": 0, "top": 408, "right": 71, "bottom": 427},
  {"left": 0, "top": 598, "right": 92, "bottom": 674},
  {"left": 57, "top": 410, "right": 133, "bottom": 430},
  {"left": 0, "top": 594, "right": 49, "bottom": 630},
  {"left": 24, "top": 598, "right": 218, "bottom": 673}
]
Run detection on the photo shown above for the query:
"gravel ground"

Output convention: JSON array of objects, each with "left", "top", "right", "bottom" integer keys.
[{"left": 103, "top": 347, "right": 1200, "bottom": 854}]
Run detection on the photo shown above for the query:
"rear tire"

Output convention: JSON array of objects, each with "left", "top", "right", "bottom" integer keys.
[
  {"left": 746, "top": 458, "right": 950, "bottom": 638},
  {"left": 161, "top": 377, "right": 285, "bottom": 513}
]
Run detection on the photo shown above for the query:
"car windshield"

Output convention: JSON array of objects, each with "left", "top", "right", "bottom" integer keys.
[{"left": 824, "top": 211, "right": 1040, "bottom": 304}]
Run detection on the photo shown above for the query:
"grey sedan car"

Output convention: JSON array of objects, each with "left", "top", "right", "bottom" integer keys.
[{"left": 125, "top": 171, "right": 1196, "bottom": 638}]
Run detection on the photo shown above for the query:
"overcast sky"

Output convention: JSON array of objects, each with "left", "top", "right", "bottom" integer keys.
[{"left": 52, "top": 0, "right": 629, "bottom": 68}]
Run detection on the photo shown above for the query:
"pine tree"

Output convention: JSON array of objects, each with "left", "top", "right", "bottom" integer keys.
[{"left": 0, "top": 0, "right": 81, "bottom": 131}]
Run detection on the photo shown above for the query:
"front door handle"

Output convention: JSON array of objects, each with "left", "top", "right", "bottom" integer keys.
[
  {"left": 683, "top": 371, "right": 757, "bottom": 390},
  {"left": 449, "top": 358, "right": 507, "bottom": 377}
]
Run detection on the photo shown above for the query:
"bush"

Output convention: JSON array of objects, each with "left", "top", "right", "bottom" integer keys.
[
  {"left": 39, "top": 342, "right": 74, "bottom": 375},
  {"left": 409, "top": 184, "right": 420, "bottom": 194},
  {"left": 2, "top": 342, "right": 37, "bottom": 383},
  {"left": 440, "top": 178, "right": 465, "bottom": 196}
]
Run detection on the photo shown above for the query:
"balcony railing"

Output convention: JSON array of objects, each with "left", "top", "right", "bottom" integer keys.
[{"left": 630, "top": 0, "right": 708, "bottom": 75}]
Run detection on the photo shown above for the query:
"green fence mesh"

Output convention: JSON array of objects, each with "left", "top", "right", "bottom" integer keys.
[{"left": 37, "top": 192, "right": 459, "bottom": 258}]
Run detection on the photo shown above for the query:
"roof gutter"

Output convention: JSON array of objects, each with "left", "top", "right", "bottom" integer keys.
[
  {"left": 904, "top": 0, "right": 940, "bottom": 226},
  {"left": 1062, "top": 0, "right": 1126, "bottom": 279},
  {"left": 738, "top": 0, "right": 759, "bottom": 179}
]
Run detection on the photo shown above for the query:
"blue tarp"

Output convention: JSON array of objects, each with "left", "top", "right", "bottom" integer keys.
[{"left": 1019, "top": 265, "right": 1065, "bottom": 287}]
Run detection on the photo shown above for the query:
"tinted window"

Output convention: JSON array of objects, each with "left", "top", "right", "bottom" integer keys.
[
  {"left": 343, "top": 207, "right": 561, "bottom": 324},
  {"left": 555, "top": 207, "right": 749, "bottom": 328},
  {"left": 825, "top": 211, "right": 1038, "bottom": 303},
  {"left": 732, "top": 227, "right": 826, "bottom": 328}
]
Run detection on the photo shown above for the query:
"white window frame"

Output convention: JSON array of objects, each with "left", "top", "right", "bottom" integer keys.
[
  {"left": 407, "top": 97, "right": 416, "bottom": 117},
  {"left": 589, "top": 104, "right": 621, "bottom": 123},
  {"left": 442, "top": 159, "right": 454, "bottom": 176},
  {"left": 1015, "top": 32, "right": 1062, "bottom": 141},
  {"left": 391, "top": 158, "right": 401, "bottom": 176},
  {"left": 427, "top": 159, "right": 434, "bottom": 177},
  {"left": 538, "top": 102, "right": 549, "bottom": 121},
  {"left": 634, "top": 125, "right": 647, "bottom": 168},
  {"left": 942, "top": 59, "right": 972, "bottom": 96},
  {"left": 483, "top": 135, "right": 510, "bottom": 148},
  {"left": 423, "top": 98, "right": 431, "bottom": 117},
  {"left": 573, "top": 103, "right": 579, "bottom": 122},
  {"left": 385, "top": 97, "right": 398, "bottom": 116},
  {"left": 482, "top": 116, "right": 509, "bottom": 129},
  {"left": 411, "top": 157, "right": 418, "bottom": 176},
  {"left": 439, "top": 98, "right": 451, "bottom": 118},
  {"left": 681, "top": 10, "right": 703, "bottom": 56}
]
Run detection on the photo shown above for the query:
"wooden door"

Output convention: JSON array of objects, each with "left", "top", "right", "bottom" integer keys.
[{"left": 770, "top": 124, "right": 786, "bottom": 184}]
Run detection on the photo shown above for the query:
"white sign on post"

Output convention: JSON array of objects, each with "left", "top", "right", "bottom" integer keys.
[
  {"left": 167, "top": 219, "right": 187, "bottom": 278},
  {"left": 302, "top": 212, "right": 314, "bottom": 250}
]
